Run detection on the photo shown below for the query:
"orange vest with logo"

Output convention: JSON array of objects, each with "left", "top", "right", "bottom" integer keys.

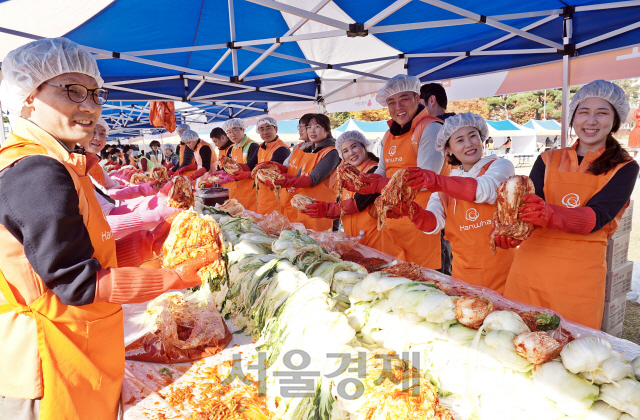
[
  {"left": 0, "top": 118, "right": 123, "bottom": 419},
  {"left": 441, "top": 160, "right": 515, "bottom": 294},
  {"left": 282, "top": 144, "right": 338, "bottom": 231},
  {"left": 280, "top": 146, "right": 307, "bottom": 223},
  {"left": 380, "top": 109, "right": 443, "bottom": 269},
  {"left": 504, "top": 142, "right": 632, "bottom": 328},
  {"left": 228, "top": 137, "right": 257, "bottom": 212},
  {"left": 341, "top": 158, "right": 381, "bottom": 249},
  {"left": 256, "top": 138, "right": 289, "bottom": 215}
]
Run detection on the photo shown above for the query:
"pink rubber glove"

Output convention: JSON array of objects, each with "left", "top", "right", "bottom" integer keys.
[{"left": 214, "top": 172, "right": 235, "bottom": 185}]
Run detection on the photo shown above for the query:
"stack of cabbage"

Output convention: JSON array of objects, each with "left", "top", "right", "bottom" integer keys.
[{"left": 197, "top": 203, "right": 640, "bottom": 420}]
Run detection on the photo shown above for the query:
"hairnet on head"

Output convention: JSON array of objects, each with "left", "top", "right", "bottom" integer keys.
[
  {"left": 436, "top": 112, "right": 489, "bottom": 152},
  {"left": 176, "top": 123, "right": 191, "bottom": 134},
  {"left": 256, "top": 116, "right": 277, "bottom": 129},
  {"left": 163, "top": 144, "right": 174, "bottom": 152},
  {"left": 0, "top": 37, "right": 103, "bottom": 114},
  {"left": 376, "top": 74, "right": 421, "bottom": 106},
  {"left": 222, "top": 118, "right": 246, "bottom": 131},
  {"left": 132, "top": 151, "right": 141, "bottom": 157},
  {"left": 96, "top": 118, "right": 110, "bottom": 136},
  {"left": 568, "top": 80, "right": 630, "bottom": 123},
  {"left": 336, "top": 131, "right": 371, "bottom": 160},
  {"left": 181, "top": 130, "right": 199, "bottom": 142}
]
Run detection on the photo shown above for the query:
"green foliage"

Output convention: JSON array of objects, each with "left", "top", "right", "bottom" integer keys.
[{"left": 327, "top": 111, "right": 351, "bottom": 129}]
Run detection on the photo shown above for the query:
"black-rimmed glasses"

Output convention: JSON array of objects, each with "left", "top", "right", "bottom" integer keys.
[{"left": 43, "top": 82, "right": 109, "bottom": 105}]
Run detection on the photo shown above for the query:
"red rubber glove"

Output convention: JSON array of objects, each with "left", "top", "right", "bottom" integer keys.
[
  {"left": 189, "top": 167, "right": 207, "bottom": 181},
  {"left": 406, "top": 167, "right": 477, "bottom": 201},
  {"left": 518, "top": 194, "right": 596, "bottom": 234},
  {"left": 115, "top": 211, "right": 181, "bottom": 267},
  {"left": 231, "top": 170, "right": 252, "bottom": 181},
  {"left": 176, "top": 163, "right": 197, "bottom": 175},
  {"left": 274, "top": 174, "right": 312, "bottom": 189},
  {"left": 236, "top": 163, "right": 250, "bottom": 172},
  {"left": 163, "top": 161, "right": 173, "bottom": 169},
  {"left": 494, "top": 235, "right": 522, "bottom": 249},
  {"left": 264, "top": 161, "right": 288, "bottom": 174},
  {"left": 343, "top": 173, "right": 388, "bottom": 195},
  {"left": 386, "top": 201, "right": 437, "bottom": 232},
  {"left": 301, "top": 200, "right": 340, "bottom": 219}
]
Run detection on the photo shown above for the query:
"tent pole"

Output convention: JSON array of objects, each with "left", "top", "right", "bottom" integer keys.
[
  {"left": 0, "top": 103, "right": 6, "bottom": 146},
  {"left": 561, "top": 11, "right": 573, "bottom": 148}
]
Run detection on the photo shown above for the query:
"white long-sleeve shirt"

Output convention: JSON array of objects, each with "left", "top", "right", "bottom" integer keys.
[{"left": 425, "top": 155, "right": 515, "bottom": 234}]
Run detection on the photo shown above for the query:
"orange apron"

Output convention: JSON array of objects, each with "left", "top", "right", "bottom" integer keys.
[
  {"left": 256, "top": 138, "right": 289, "bottom": 215},
  {"left": 380, "top": 109, "right": 443, "bottom": 269},
  {"left": 228, "top": 136, "right": 257, "bottom": 212},
  {"left": 194, "top": 141, "right": 218, "bottom": 169},
  {"left": 504, "top": 143, "right": 631, "bottom": 328},
  {"left": 442, "top": 161, "right": 515, "bottom": 294},
  {"left": 341, "top": 159, "right": 382, "bottom": 249},
  {"left": 88, "top": 162, "right": 106, "bottom": 188},
  {"left": 280, "top": 146, "right": 307, "bottom": 224},
  {"left": 282, "top": 146, "right": 338, "bottom": 231},
  {"left": 0, "top": 121, "right": 123, "bottom": 419}
]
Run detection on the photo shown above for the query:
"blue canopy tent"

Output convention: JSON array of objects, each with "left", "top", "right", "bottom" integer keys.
[{"left": 1, "top": 0, "right": 640, "bottom": 146}]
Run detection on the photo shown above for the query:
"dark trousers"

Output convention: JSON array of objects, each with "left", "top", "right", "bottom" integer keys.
[{"left": 437, "top": 229, "right": 452, "bottom": 276}]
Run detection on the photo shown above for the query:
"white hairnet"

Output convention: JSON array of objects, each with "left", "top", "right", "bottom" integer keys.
[
  {"left": 376, "top": 74, "right": 421, "bottom": 106},
  {"left": 96, "top": 117, "right": 110, "bottom": 136},
  {"left": 568, "top": 79, "right": 630, "bottom": 123},
  {"left": 222, "top": 118, "right": 246, "bottom": 131},
  {"left": 176, "top": 123, "right": 191, "bottom": 134},
  {"left": 336, "top": 131, "right": 371, "bottom": 160},
  {"left": 0, "top": 37, "right": 103, "bottom": 114},
  {"left": 436, "top": 112, "right": 489, "bottom": 152},
  {"left": 163, "top": 144, "right": 174, "bottom": 152},
  {"left": 256, "top": 116, "right": 277, "bottom": 129},
  {"left": 181, "top": 129, "right": 199, "bottom": 142}
]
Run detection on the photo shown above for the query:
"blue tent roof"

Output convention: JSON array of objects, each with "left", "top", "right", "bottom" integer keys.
[
  {"left": 485, "top": 120, "right": 523, "bottom": 131},
  {"left": 523, "top": 119, "right": 562, "bottom": 130}
]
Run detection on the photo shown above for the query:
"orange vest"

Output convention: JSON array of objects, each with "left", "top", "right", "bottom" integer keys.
[
  {"left": 280, "top": 146, "right": 307, "bottom": 224},
  {"left": 228, "top": 136, "right": 257, "bottom": 212},
  {"left": 88, "top": 162, "right": 106, "bottom": 188},
  {"left": 178, "top": 143, "right": 195, "bottom": 166},
  {"left": 0, "top": 118, "right": 122, "bottom": 419},
  {"left": 504, "top": 142, "right": 632, "bottom": 328},
  {"left": 341, "top": 158, "right": 382, "bottom": 250},
  {"left": 256, "top": 138, "right": 289, "bottom": 215},
  {"left": 194, "top": 140, "right": 218, "bottom": 169},
  {"left": 281, "top": 144, "right": 338, "bottom": 231},
  {"left": 380, "top": 109, "right": 443, "bottom": 269},
  {"left": 441, "top": 161, "right": 515, "bottom": 294}
]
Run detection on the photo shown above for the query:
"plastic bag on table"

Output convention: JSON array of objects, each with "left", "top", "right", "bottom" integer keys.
[
  {"left": 125, "top": 287, "right": 232, "bottom": 364},
  {"left": 256, "top": 210, "right": 291, "bottom": 235},
  {"left": 308, "top": 230, "right": 359, "bottom": 255},
  {"left": 290, "top": 222, "right": 307, "bottom": 233}
]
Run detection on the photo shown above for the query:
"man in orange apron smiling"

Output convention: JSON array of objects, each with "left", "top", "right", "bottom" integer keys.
[
  {"left": 343, "top": 75, "right": 445, "bottom": 270},
  {"left": 252, "top": 117, "right": 291, "bottom": 215},
  {"left": 0, "top": 37, "right": 215, "bottom": 420},
  {"left": 217, "top": 118, "right": 259, "bottom": 212},
  {"left": 502, "top": 80, "right": 639, "bottom": 328}
]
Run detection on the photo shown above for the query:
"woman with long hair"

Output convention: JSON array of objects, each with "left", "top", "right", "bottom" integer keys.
[{"left": 502, "top": 80, "right": 639, "bottom": 328}]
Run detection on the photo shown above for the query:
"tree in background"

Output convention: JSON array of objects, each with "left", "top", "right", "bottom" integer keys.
[
  {"left": 328, "top": 111, "right": 351, "bottom": 128},
  {"left": 448, "top": 98, "right": 490, "bottom": 119},
  {"left": 352, "top": 108, "right": 390, "bottom": 122}
]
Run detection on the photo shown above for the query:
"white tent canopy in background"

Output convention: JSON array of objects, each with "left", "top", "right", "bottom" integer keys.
[{"left": 486, "top": 120, "right": 538, "bottom": 154}]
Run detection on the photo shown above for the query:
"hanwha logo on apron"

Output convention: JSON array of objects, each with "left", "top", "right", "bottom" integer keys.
[
  {"left": 388, "top": 145, "right": 397, "bottom": 156},
  {"left": 466, "top": 208, "right": 479, "bottom": 221},
  {"left": 562, "top": 193, "right": 581, "bottom": 208}
]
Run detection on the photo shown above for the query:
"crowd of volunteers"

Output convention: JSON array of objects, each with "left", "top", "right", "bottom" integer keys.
[{"left": 0, "top": 36, "right": 638, "bottom": 418}]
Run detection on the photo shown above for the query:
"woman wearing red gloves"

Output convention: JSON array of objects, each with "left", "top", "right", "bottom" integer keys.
[
  {"left": 302, "top": 131, "right": 381, "bottom": 247},
  {"left": 175, "top": 129, "right": 217, "bottom": 181},
  {"left": 266, "top": 114, "right": 340, "bottom": 231},
  {"left": 389, "top": 113, "right": 516, "bottom": 294},
  {"left": 0, "top": 38, "right": 216, "bottom": 420},
  {"left": 503, "top": 80, "right": 639, "bottom": 329}
]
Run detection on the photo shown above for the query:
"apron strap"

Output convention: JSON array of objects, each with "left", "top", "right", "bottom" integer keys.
[{"left": 0, "top": 269, "right": 33, "bottom": 317}]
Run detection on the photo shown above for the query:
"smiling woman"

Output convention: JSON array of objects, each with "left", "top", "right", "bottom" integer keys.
[
  {"left": 503, "top": 80, "right": 640, "bottom": 329},
  {"left": 0, "top": 37, "right": 216, "bottom": 420}
]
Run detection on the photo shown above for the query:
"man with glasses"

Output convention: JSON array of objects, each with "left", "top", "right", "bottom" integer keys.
[
  {"left": 251, "top": 117, "right": 290, "bottom": 215},
  {"left": 216, "top": 118, "right": 259, "bottom": 211}
]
